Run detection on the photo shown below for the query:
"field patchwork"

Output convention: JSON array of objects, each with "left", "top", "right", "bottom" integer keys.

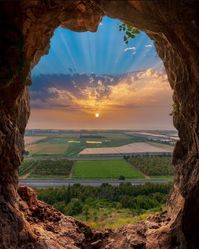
[{"left": 25, "top": 133, "right": 151, "bottom": 157}]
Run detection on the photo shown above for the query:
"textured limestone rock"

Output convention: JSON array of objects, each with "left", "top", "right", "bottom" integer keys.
[
  {"left": 17, "top": 186, "right": 94, "bottom": 249},
  {"left": 0, "top": 0, "right": 199, "bottom": 248},
  {"left": 16, "top": 186, "right": 173, "bottom": 249}
]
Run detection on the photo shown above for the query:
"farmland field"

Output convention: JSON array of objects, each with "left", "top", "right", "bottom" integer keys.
[
  {"left": 25, "top": 133, "right": 149, "bottom": 157},
  {"left": 128, "top": 155, "right": 174, "bottom": 177},
  {"left": 72, "top": 160, "right": 144, "bottom": 179},
  {"left": 27, "top": 142, "right": 68, "bottom": 155},
  {"left": 19, "top": 159, "right": 73, "bottom": 179},
  {"left": 24, "top": 136, "right": 47, "bottom": 145},
  {"left": 79, "top": 142, "right": 173, "bottom": 156}
]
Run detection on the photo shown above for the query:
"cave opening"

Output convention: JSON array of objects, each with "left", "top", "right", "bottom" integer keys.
[
  {"left": 21, "top": 15, "right": 175, "bottom": 231},
  {"left": 1, "top": 1, "right": 199, "bottom": 248}
]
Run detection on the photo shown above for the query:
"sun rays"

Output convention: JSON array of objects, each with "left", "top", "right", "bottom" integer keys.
[
  {"left": 32, "top": 16, "right": 162, "bottom": 76},
  {"left": 29, "top": 16, "right": 172, "bottom": 130}
]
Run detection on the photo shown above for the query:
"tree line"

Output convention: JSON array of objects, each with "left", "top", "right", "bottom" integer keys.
[{"left": 37, "top": 183, "right": 172, "bottom": 217}]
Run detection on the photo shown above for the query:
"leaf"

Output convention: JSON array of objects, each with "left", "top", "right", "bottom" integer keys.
[
  {"left": 126, "top": 31, "right": 132, "bottom": 37},
  {"left": 118, "top": 22, "right": 140, "bottom": 44},
  {"left": 134, "top": 29, "right": 140, "bottom": 34}
]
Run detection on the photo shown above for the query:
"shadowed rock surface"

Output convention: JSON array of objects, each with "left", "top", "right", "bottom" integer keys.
[{"left": 0, "top": 0, "right": 199, "bottom": 248}]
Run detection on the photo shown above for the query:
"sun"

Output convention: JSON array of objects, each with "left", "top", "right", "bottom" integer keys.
[{"left": 95, "top": 113, "right": 100, "bottom": 118}]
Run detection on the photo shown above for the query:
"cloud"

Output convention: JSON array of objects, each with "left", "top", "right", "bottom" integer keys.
[
  {"left": 145, "top": 44, "right": 153, "bottom": 48},
  {"left": 107, "top": 69, "right": 169, "bottom": 110},
  {"left": 124, "top": 46, "right": 136, "bottom": 52},
  {"left": 30, "top": 74, "right": 115, "bottom": 111},
  {"left": 30, "top": 69, "right": 171, "bottom": 116}
]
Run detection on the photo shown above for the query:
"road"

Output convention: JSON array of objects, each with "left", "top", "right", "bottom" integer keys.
[
  {"left": 19, "top": 178, "right": 170, "bottom": 188},
  {"left": 25, "top": 156, "right": 124, "bottom": 161}
]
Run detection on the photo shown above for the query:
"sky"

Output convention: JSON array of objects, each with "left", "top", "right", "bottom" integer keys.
[{"left": 28, "top": 16, "right": 173, "bottom": 130}]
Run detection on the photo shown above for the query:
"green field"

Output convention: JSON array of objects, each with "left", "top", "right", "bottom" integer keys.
[
  {"left": 72, "top": 160, "right": 144, "bottom": 179},
  {"left": 19, "top": 159, "right": 73, "bottom": 179}
]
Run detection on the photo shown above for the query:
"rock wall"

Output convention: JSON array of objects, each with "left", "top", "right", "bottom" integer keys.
[{"left": 0, "top": 0, "right": 199, "bottom": 248}]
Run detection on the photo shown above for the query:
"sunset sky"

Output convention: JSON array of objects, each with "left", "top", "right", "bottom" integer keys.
[{"left": 28, "top": 17, "right": 173, "bottom": 130}]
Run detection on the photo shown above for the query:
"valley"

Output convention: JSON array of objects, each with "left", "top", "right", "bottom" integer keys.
[{"left": 18, "top": 129, "right": 176, "bottom": 229}]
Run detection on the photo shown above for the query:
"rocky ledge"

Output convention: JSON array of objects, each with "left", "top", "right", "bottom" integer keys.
[{"left": 0, "top": 186, "right": 174, "bottom": 249}]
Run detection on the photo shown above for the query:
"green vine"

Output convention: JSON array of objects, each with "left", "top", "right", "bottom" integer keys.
[{"left": 119, "top": 23, "right": 140, "bottom": 44}]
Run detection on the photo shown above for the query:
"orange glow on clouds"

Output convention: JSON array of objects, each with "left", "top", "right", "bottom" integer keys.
[{"left": 28, "top": 68, "right": 173, "bottom": 129}]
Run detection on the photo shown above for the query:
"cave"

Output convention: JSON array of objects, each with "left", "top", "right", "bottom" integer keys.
[{"left": 0, "top": 1, "right": 199, "bottom": 248}]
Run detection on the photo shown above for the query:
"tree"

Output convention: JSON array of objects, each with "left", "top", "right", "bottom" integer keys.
[
  {"left": 118, "top": 175, "right": 125, "bottom": 180},
  {"left": 65, "top": 198, "right": 83, "bottom": 216},
  {"left": 123, "top": 155, "right": 130, "bottom": 160},
  {"left": 53, "top": 201, "right": 66, "bottom": 213},
  {"left": 64, "top": 185, "right": 71, "bottom": 204}
]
